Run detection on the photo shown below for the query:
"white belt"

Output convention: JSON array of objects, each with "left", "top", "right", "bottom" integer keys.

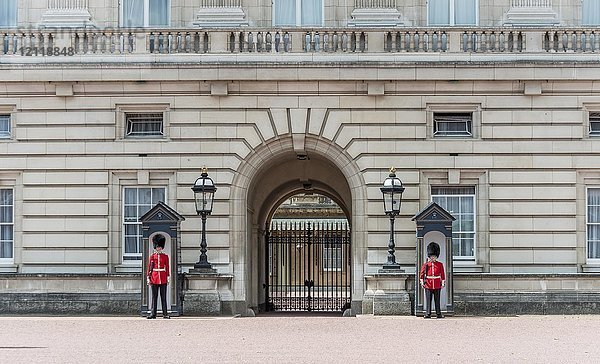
[
  {"left": 153, "top": 268, "right": 166, "bottom": 272},
  {"left": 426, "top": 275, "right": 441, "bottom": 279}
]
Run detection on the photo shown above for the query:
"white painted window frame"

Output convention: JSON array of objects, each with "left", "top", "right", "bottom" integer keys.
[
  {"left": 586, "top": 187, "right": 600, "bottom": 263},
  {"left": 118, "top": 0, "right": 171, "bottom": 28},
  {"left": 431, "top": 187, "right": 477, "bottom": 261},
  {"left": 272, "top": 0, "right": 325, "bottom": 27},
  {"left": 426, "top": 0, "right": 479, "bottom": 26},
  {"left": 0, "top": 188, "right": 14, "bottom": 263},
  {"left": 122, "top": 186, "right": 167, "bottom": 263}
]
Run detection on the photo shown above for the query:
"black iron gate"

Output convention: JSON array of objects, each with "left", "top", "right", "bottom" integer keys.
[{"left": 267, "top": 221, "right": 351, "bottom": 312}]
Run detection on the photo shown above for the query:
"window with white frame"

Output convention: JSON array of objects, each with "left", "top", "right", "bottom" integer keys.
[
  {"left": 0, "top": 115, "right": 10, "bottom": 138},
  {"left": 428, "top": 0, "right": 477, "bottom": 26},
  {"left": 121, "top": 0, "right": 170, "bottom": 27},
  {"left": 587, "top": 188, "right": 600, "bottom": 261},
  {"left": 589, "top": 112, "right": 600, "bottom": 136},
  {"left": 323, "top": 239, "right": 343, "bottom": 271},
  {"left": 0, "top": 0, "right": 17, "bottom": 28},
  {"left": 432, "top": 186, "right": 476, "bottom": 260},
  {"left": 433, "top": 112, "right": 473, "bottom": 137},
  {"left": 273, "top": 0, "right": 323, "bottom": 26},
  {"left": 583, "top": 0, "right": 600, "bottom": 25},
  {"left": 125, "top": 113, "right": 164, "bottom": 138},
  {"left": 123, "top": 187, "right": 165, "bottom": 261},
  {"left": 0, "top": 189, "right": 14, "bottom": 261}
]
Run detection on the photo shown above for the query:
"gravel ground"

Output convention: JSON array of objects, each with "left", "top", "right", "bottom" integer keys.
[{"left": 1, "top": 314, "right": 598, "bottom": 363}]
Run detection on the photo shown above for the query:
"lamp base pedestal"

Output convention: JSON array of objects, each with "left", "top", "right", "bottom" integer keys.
[
  {"left": 381, "top": 264, "right": 404, "bottom": 272},
  {"left": 363, "top": 272, "right": 411, "bottom": 315},
  {"left": 190, "top": 264, "right": 217, "bottom": 274}
]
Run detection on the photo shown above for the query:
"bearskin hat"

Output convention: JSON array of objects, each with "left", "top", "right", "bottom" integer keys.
[
  {"left": 152, "top": 234, "right": 166, "bottom": 249},
  {"left": 426, "top": 242, "right": 440, "bottom": 258}
]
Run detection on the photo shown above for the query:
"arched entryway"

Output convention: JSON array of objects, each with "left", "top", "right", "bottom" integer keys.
[
  {"left": 267, "top": 194, "right": 351, "bottom": 312},
  {"left": 229, "top": 136, "right": 367, "bottom": 314}
]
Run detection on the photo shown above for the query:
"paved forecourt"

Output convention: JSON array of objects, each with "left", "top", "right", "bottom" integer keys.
[{"left": 1, "top": 315, "right": 599, "bottom": 363}]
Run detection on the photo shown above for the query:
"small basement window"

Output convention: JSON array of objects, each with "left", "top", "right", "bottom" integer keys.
[
  {"left": 125, "top": 113, "right": 164, "bottom": 137},
  {"left": 433, "top": 112, "right": 473, "bottom": 137},
  {"left": 0, "top": 115, "right": 10, "bottom": 138},
  {"left": 589, "top": 112, "right": 600, "bottom": 136}
]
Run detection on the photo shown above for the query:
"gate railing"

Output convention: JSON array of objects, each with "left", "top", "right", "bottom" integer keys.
[{"left": 268, "top": 220, "right": 350, "bottom": 312}]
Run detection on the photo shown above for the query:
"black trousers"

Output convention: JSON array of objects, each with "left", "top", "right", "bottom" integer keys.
[
  {"left": 150, "top": 284, "right": 168, "bottom": 317},
  {"left": 425, "top": 288, "right": 442, "bottom": 316}
]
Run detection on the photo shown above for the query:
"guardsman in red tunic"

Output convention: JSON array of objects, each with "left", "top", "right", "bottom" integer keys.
[
  {"left": 419, "top": 242, "right": 446, "bottom": 318},
  {"left": 147, "top": 234, "right": 170, "bottom": 319}
]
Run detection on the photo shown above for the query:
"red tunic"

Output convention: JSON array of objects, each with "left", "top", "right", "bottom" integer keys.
[
  {"left": 419, "top": 260, "right": 446, "bottom": 290},
  {"left": 147, "top": 252, "right": 170, "bottom": 285}
]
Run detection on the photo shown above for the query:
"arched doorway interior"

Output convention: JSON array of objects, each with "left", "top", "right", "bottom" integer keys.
[{"left": 266, "top": 193, "right": 351, "bottom": 312}]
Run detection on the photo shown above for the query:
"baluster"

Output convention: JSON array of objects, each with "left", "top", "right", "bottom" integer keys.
[
  {"left": 100, "top": 32, "right": 107, "bottom": 54},
  {"left": 323, "top": 32, "right": 329, "bottom": 52},
  {"left": 341, "top": 32, "right": 348, "bottom": 52},
  {"left": 333, "top": 32, "right": 338, "bottom": 52},
  {"left": 480, "top": 32, "right": 487, "bottom": 53},
  {"left": 248, "top": 31, "right": 255, "bottom": 52},
  {"left": 185, "top": 33, "right": 191, "bottom": 53},
  {"left": 351, "top": 32, "right": 357, "bottom": 52},
  {"left": 265, "top": 32, "right": 272, "bottom": 52},
  {"left": 590, "top": 32, "right": 596, "bottom": 52},
  {"left": 432, "top": 32, "right": 438, "bottom": 52},
  {"left": 203, "top": 32, "right": 209, "bottom": 53},
  {"left": 517, "top": 32, "right": 523, "bottom": 52},
  {"left": 581, "top": 32, "right": 587, "bottom": 52},
  {"left": 274, "top": 32, "right": 280, "bottom": 53},
  {"left": 562, "top": 31, "right": 568, "bottom": 52},
  {"left": 543, "top": 32, "right": 550, "bottom": 52},
  {"left": 228, "top": 32, "right": 235, "bottom": 52},
  {"left": 441, "top": 32, "right": 447, "bottom": 51},
  {"left": 462, "top": 32, "right": 468, "bottom": 52},
  {"left": 283, "top": 32, "right": 290, "bottom": 52},
  {"left": 404, "top": 32, "right": 410, "bottom": 51},
  {"left": 359, "top": 32, "right": 366, "bottom": 52},
  {"left": 257, "top": 32, "right": 263, "bottom": 52},
  {"left": 314, "top": 32, "right": 320, "bottom": 52},
  {"left": 238, "top": 31, "right": 245, "bottom": 52},
  {"left": 305, "top": 32, "right": 311, "bottom": 52},
  {"left": 423, "top": 32, "right": 429, "bottom": 52},
  {"left": 413, "top": 32, "right": 420, "bottom": 52},
  {"left": 385, "top": 32, "right": 392, "bottom": 52},
  {"left": 489, "top": 32, "right": 496, "bottom": 51},
  {"left": 572, "top": 32, "right": 578, "bottom": 52}
]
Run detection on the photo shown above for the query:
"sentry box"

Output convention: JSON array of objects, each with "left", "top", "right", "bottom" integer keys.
[
  {"left": 412, "top": 202, "right": 455, "bottom": 317},
  {"left": 139, "top": 202, "right": 185, "bottom": 317}
]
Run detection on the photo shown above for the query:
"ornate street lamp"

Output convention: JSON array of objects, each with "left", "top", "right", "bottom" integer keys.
[
  {"left": 191, "top": 167, "right": 217, "bottom": 271},
  {"left": 380, "top": 167, "right": 405, "bottom": 270}
]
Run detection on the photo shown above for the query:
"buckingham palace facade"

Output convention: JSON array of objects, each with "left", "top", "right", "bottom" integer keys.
[{"left": 1, "top": 0, "right": 600, "bottom": 315}]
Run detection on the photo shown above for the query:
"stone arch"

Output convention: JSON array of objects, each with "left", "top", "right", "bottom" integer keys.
[{"left": 229, "top": 135, "right": 367, "bottom": 312}]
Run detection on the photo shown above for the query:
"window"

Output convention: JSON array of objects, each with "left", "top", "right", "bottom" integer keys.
[
  {"left": 433, "top": 113, "right": 473, "bottom": 137},
  {"left": 0, "top": 189, "right": 13, "bottom": 261},
  {"left": 428, "top": 0, "right": 477, "bottom": 26},
  {"left": 589, "top": 112, "right": 600, "bottom": 136},
  {"left": 273, "top": 0, "right": 323, "bottom": 26},
  {"left": 323, "top": 240, "right": 343, "bottom": 271},
  {"left": 583, "top": 0, "right": 600, "bottom": 25},
  {"left": 0, "top": 115, "right": 10, "bottom": 138},
  {"left": 123, "top": 187, "right": 165, "bottom": 261},
  {"left": 121, "top": 0, "right": 170, "bottom": 27},
  {"left": 0, "top": 0, "right": 17, "bottom": 28},
  {"left": 125, "top": 113, "right": 164, "bottom": 138},
  {"left": 587, "top": 188, "right": 600, "bottom": 261},
  {"left": 432, "top": 186, "right": 475, "bottom": 260}
]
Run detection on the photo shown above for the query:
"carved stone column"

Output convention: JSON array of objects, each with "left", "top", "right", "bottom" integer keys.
[
  {"left": 194, "top": 0, "right": 249, "bottom": 28},
  {"left": 504, "top": 0, "right": 560, "bottom": 26},
  {"left": 348, "top": 0, "right": 403, "bottom": 27},
  {"left": 40, "top": 0, "right": 94, "bottom": 28}
]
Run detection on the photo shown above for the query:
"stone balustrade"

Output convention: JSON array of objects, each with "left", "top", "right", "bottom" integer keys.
[
  {"left": 48, "top": 0, "right": 90, "bottom": 10},
  {"left": 511, "top": 0, "right": 551, "bottom": 7},
  {"left": 200, "top": 0, "right": 242, "bottom": 6},
  {"left": 1, "top": 27, "right": 599, "bottom": 56},
  {"left": 354, "top": 0, "right": 397, "bottom": 8}
]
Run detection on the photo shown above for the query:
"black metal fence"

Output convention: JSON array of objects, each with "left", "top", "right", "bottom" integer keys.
[{"left": 267, "top": 221, "right": 351, "bottom": 312}]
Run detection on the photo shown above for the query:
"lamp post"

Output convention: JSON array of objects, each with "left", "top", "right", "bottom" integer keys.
[
  {"left": 191, "top": 167, "right": 217, "bottom": 272},
  {"left": 380, "top": 167, "right": 405, "bottom": 270}
]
